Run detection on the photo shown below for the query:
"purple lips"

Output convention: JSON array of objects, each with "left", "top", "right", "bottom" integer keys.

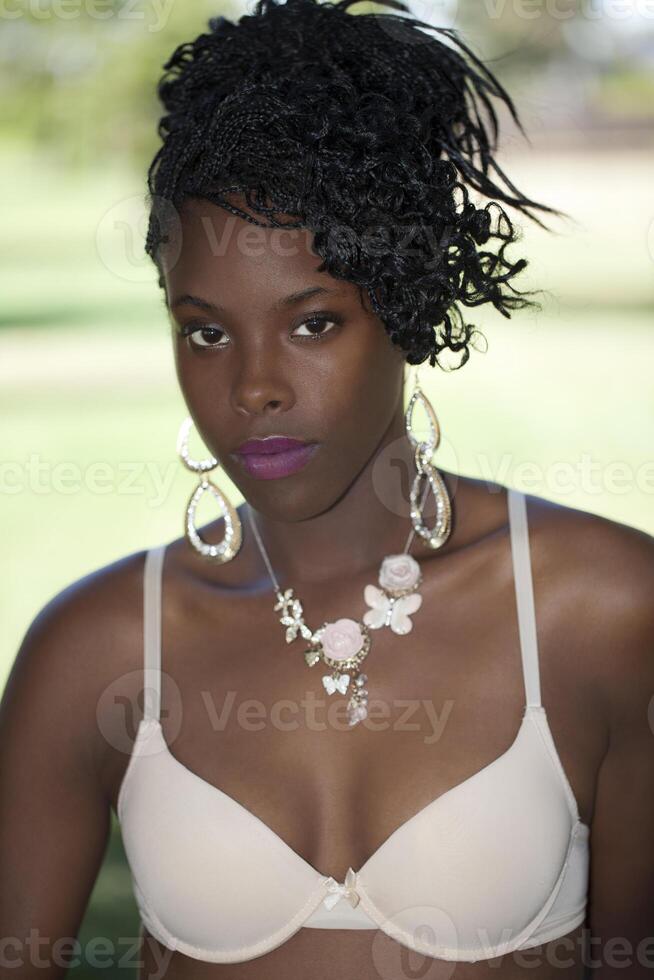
[{"left": 232, "top": 437, "right": 319, "bottom": 480}]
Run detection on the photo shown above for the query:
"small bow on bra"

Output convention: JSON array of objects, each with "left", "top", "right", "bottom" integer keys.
[{"left": 322, "top": 867, "right": 360, "bottom": 909}]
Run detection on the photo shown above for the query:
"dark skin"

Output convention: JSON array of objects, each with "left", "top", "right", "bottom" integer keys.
[{"left": 1, "top": 195, "right": 653, "bottom": 980}]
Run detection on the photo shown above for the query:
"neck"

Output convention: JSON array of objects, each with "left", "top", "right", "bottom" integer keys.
[{"left": 244, "top": 387, "right": 455, "bottom": 589}]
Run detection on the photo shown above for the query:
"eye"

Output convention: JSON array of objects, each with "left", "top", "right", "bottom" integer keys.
[
  {"left": 181, "top": 323, "right": 229, "bottom": 349},
  {"left": 292, "top": 314, "right": 342, "bottom": 341}
]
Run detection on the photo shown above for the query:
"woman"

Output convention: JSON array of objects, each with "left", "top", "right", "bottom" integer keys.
[{"left": 1, "top": 0, "right": 652, "bottom": 976}]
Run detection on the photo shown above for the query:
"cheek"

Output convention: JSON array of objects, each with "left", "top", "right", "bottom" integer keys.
[
  {"left": 172, "top": 336, "right": 185, "bottom": 383},
  {"left": 172, "top": 340, "right": 197, "bottom": 407},
  {"left": 323, "top": 334, "right": 404, "bottom": 450},
  {"left": 172, "top": 336, "right": 222, "bottom": 410}
]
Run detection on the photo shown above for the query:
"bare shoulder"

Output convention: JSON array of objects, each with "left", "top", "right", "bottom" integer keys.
[
  {"left": 522, "top": 489, "right": 654, "bottom": 633},
  {"left": 520, "top": 489, "right": 654, "bottom": 732},
  {"left": 1, "top": 546, "right": 151, "bottom": 791},
  {"left": 7, "top": 545, "right": 150, "bottom": 689}
]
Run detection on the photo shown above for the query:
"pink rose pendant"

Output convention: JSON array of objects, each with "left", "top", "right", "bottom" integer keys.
[
  {"left": 304, "top": 618, "right": 371, "bottom": 727},
  {"left": 363, "top": 554, "right": 423, "bottom": 636}
]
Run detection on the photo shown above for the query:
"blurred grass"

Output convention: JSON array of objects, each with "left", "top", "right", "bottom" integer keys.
[{"left": 1, "top": 143, "right": 652, "bottom": 975}]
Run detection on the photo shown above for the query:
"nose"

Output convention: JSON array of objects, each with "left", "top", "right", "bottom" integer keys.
[{"left": 230, "top": 351, "right": 295, "bottom": 418}]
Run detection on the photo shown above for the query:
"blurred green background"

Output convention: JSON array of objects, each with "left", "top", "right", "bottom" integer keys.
[{"left": 1, "top": 0, "right": 653, "bottom": 975}]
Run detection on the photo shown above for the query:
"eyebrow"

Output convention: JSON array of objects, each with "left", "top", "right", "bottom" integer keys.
[{"left": 169, "top": 285, "right": 339, "bottom": 315}]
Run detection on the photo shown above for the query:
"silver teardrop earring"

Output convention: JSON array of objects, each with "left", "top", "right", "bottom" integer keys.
[
  {"left": 404, "top": 368, "right": 452, "bottom": 549},
  {"left": 176, "top": 415, "right": 242, "bottom": 563}
]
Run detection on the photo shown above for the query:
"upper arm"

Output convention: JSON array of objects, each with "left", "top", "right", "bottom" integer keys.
[
  {"left": 0, "top": 567, "right": 138, "bottom": 978},
  {"left": 583, "top": 520, "right": 654, "bottom": 970}
]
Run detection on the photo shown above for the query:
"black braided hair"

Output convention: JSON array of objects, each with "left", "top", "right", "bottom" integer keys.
[{"left": 144, "top": 0, "right": 565, "bottom": 369}]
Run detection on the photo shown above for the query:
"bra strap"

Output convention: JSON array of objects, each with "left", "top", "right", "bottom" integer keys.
[
  {"left": 143, "top": 544, "right": 166, "bottom": 722},
  {"left": 508, "top": 489, "right": 542, "bottom": 709}
]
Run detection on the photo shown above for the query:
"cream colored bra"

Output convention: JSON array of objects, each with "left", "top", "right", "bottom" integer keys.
[{"left": 116, "top": 488, "right": 590, "bottom": 963}]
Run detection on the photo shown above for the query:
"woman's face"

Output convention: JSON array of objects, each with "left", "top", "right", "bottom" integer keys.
[{"left": 161, "top": 194, "right": 406, "bottom": 521}]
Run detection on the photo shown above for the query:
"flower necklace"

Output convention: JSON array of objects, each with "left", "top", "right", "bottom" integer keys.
[{"left": 246, "top": 483, "right": 430, "bottom": 728}]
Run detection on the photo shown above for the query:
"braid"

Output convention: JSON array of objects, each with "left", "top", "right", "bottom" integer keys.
[{"left": 145, "top": 0, "right": 566, "bottom": 369}]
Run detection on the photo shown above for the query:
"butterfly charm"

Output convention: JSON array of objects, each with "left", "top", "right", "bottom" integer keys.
[
  {"left": 322, "top": 673, "right": 350, "bottom": 695},
  {"left": 363, "top": 586, "right": 422, "bottom": 635},
  {"left": 274, "top": 588, "right": 313, "bottom": 644}
]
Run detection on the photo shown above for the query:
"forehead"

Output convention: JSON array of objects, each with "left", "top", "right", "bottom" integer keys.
[{"left": 161, "top": 195, "right": 331, "bottom": 294}]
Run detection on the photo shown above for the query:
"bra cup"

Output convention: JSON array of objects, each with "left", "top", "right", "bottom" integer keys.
[
  {"left": 120, "top": 723, "right": 325, "bottom": 955},
  {"left": 354, "top": 710, "right": 577, "bottom": 956}
]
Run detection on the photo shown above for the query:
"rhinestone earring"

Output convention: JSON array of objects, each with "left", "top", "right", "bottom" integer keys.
[
  {"left": 404, "top": 371, "right": 452, "bottom": 549},
  {"left": 177, "top": 416, "right": 242, "bottom": 563}
]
